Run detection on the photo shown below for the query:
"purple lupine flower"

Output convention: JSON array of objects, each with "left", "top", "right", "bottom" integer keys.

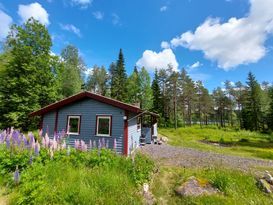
[
  {"left": 106, "top": 140, "right": 109, "bottom": 149},
  {"left": 29, "top": 155, "right": 33, "bottom": 165},
  {"left": 6, "top": 138, "right": 10, "bottom": 149},
  {"left": 28, "top": 132, "right": 34, "bottom": 144},
  {"left": 93, "top": 140, "right": 96, "bottom": 148},
  {"left": 14, "top": 166, "right": 20, "bottom": 185},
  {"left": 102, "top": 138, "right": 105, "bottom": 148},
  {"left": 34, "top": 142, "right": 40, "bottom": 155},
  {"left": 61, "top": 129, "right": 66, "bottom": 138},
  {"left": 98, "top": 139, "right": 102, "bottom": 149}
]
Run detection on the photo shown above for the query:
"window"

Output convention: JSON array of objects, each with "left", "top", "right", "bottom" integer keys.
[
  {"left": 67, "top": 116, "right": 81, "bottom": 135},
  {"left": 96, "top": 115, "right": 112, "bottom": 137},
  {"left": 137, "top": 117, "right": 141, "bottom": 131}
]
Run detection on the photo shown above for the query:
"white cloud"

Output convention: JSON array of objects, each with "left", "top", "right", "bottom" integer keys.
[
  {"left": 170, "top": 0, "right": 273, "bottom": 70},
  {"left": 0, "top": 10, "right": 12, "bottom": 40},
  {"left": 136, "top": 49, "right": 179, "bottom": 72},
  {"left": 112, "top": 13, "right": 121, "bottom": 26},
  {"left": 161, "top": 41, "right": 170, "bottom": 49},
  {"left": 92, "top": 11, "right": 104, "bottom": 20},
  {"left": 71, "top": 0, "right": 92, "bottom": 8},
  {"left": 18, "top": 2, "right": 50, "bottom": 26},
  {"left": 189, "top": 61, "right": 202, "bottom": 69},
  {"left": 60, "top": 24, "right": 81, "bottom": 37},
  {"left": 160, "top": 6, "right": 168, "bottom": 12}
]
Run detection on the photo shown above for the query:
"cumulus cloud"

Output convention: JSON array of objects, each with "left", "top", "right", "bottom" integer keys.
[
  {"left": 92, "top": 11, "right": 104, "bottom": 20},
  {"left": 0, "top": 10, "right": 12, "bottom": 40},
  {"left": 60, "top": 24, "right": 81, "bottom": 37},
  {"left": 161, "top": 41, "right": 170, "bottom": 49},
  {"left": 18, "top": 2, "right": 50, "bottom": 26},
  {"left": 71, "top": 0, "right": 92, "bottom": 8},
  {"left": 170, "top": 0, "right": 273, "bottom": 70},
  {"left": 136, "top": 49, "right": 179, "bottom": 72},
  {"left": 160, "top": 6, "right": 167, "bottom": 12}
]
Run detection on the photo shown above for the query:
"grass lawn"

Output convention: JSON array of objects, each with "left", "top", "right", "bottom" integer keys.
[
  {"left": 159, "top": 126, "right": 273, "bottom": 160},
  {"left": 151, "top": 166, "right": 273, "bottom": 205}
]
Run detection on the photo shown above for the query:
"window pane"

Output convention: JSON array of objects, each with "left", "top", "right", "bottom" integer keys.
[
  {"left": 69, "top": 118, "right": 79, "bottom": 133},
  {"left": 98, "top": 118, "right": 110, "bottom": 135}
]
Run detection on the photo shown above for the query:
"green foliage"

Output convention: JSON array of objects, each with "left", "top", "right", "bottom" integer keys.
[
  {"left": 86, "top": 65, "right": 108, "bottom": 95},
  {"left": 0, "top": 145, "right": 155, "bottom": 205},
  {"left": 0, "top": 18, "right": 59, "bottom": 130},
  {"left": 127, "top": 67, "right": 141, "bottom": 104},
  {"left": 210, "top": 171, "right": 231, "bottom": 192},
  {"left": 152, "top": 69, "right": 161, "bottom": 113},
  {"left": 138, "top": 67, "right": 153, "bottom": 110},
  {"left": 60, "top": 44, "right": 85, "bottom": 97}
]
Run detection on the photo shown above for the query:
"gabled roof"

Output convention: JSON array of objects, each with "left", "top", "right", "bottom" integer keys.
[{"left": 30, "top": 91, "right": 142, "bottom": 116}]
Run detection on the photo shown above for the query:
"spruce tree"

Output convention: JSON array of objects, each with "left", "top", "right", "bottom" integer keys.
[
  {"left": 127, "top": 67, "right": 141, "bottom": 104},
  {"left": 152, "top": 69, "right": 161, "bottom": 114},
  {"left": 111, "top": 49, "right": 127, "bottom": 101},
  {"left": 242, "top": 72, "right": 262, "bottom": 131}
]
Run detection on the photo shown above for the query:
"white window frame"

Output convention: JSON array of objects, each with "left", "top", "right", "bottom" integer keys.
[
  {"left": 67, "top": 115, "right": 81, "bottom": 135},
  {"left": 96, "top": 115, "right": 112, "bottom": 137}
]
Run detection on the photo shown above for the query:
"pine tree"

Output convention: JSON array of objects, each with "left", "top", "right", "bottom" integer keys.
[
  {"left": 152, "top": 69, "right": 161, "bottom": 114},
  {"left": 111, "top": 49, "right": 127, "bottom": 101}
]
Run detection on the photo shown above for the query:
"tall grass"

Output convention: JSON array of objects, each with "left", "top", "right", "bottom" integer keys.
[{"left": 160, "top": 126, "right": 273, "bottom": 160}]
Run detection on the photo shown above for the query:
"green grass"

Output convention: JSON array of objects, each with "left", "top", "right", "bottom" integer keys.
[
  {"left": 159, "top": 126, "right": 273, "bottom": 160},
  {"left": 151, "top": 166, "right": 273, "bottom": 205}
]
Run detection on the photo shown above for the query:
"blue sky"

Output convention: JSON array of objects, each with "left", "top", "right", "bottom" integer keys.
[{"left": 0, "top": 0, "right": 273, "bottom": 91}]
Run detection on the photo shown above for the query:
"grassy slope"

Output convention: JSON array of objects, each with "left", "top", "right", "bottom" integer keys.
[
  {"left": 159, "top": 126, "right": 273, "bottom": 160},
  {"left": 151, "top": 166, "right": 273, "bottom": 205}
]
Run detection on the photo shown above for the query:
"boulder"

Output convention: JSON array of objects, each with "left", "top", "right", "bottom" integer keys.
[
  {"left": 264, "top": 171, "right": 273, "bottom": 185},
  {"left": 175, "top": 176, "right": 219, "bottom": 197},
  {"left": 258, "top": 179, "right": 272, "bottom": 193}
]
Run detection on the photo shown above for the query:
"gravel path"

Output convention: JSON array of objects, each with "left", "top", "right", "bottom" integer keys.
[{"left": 140, "top": 144, "right": 273, "bottom": 173}]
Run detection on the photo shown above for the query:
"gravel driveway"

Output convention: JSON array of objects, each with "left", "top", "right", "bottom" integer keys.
[{"left": 140, "top": 144, "right": 273, "bottom": 173}]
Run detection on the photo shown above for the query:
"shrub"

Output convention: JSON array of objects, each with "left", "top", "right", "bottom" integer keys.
[{"left": 210, "top": 171, "right": 231, "bottom": 193}]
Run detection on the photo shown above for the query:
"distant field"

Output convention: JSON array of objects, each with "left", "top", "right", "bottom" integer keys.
[{"left": 159, "top": 126, "right": 273, "bottom": 160}]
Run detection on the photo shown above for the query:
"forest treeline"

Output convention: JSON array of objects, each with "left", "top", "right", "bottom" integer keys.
[{"left": 0, "top": 18, "right": 273, "bottom": 132}]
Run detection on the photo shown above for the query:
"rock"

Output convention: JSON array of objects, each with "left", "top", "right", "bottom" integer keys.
[
  {"left": 175, "top": 176, "right": 219, "bottom": 197},
  {"left": 264, "top": 171, "right": 273, "bottom": 185},
  {"left": 142, "top": 183, "right": 156, "bottom": 205},
  {"left": 258, "top": 179, "right": 272, "bottom": 193},
  {"left": 161, "top": 137, "right": 168, "bottom": 143}
]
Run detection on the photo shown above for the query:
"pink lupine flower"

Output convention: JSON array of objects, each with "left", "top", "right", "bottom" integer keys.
[
  {"left": 39, "top": 129, "right": 43, "bottom": 137},
  {"left": 42, "top": 137, "right": 46, "bottom": 148},
  {"left": 52, "top": 139, "right": 58, "bottom": 151},
  {"left": 45, "top": 133, "right": 50, "bottom": 148}
]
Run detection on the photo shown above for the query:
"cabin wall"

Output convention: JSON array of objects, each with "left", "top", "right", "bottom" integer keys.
[
  {"left": 128, "top": 113, "right": 141, "bottom": 154},
  {"left": 42, "top": 98, "right": 125, "bottom": 154}
]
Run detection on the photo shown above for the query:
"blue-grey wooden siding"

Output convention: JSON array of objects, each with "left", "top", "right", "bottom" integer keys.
[
  {"left": 42, "top": 98, "right": 125, "bottom": 154},
  {"left": 128, "top": 113, "right": 141, "bottom": 154}
]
